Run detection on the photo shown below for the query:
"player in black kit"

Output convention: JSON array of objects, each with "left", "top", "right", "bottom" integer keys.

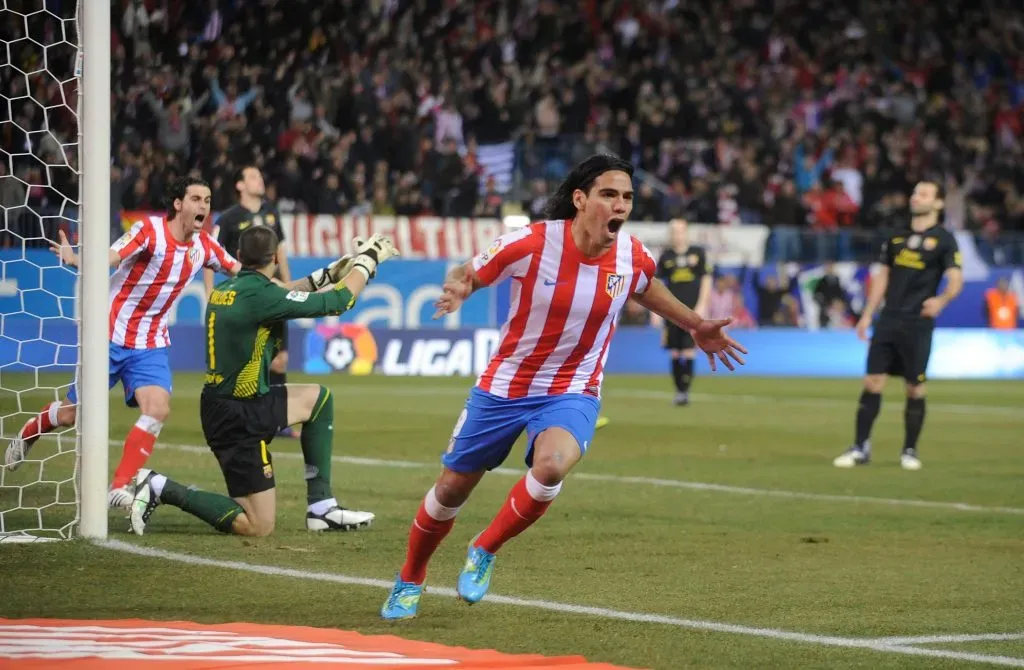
[
  {"left": 204, "top": 165, "right": 297, "bottom": 436},
  {"left": 834, "top": 181, "right": 963, "bottom": 471},
  {"left": 656, "top": 218, "right": 712, "bottom": 405}
]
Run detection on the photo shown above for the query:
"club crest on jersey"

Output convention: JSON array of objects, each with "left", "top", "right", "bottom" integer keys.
[
  {"left": 923, "top": 237, "right": 937, "bottom": 250},
  {"left": 605, "top": 273, "right": 626, "bottom": 299},
  {"left": 687, "top": 253, "right": 699, "bottom": 266},
  {"left": 188, "top": 247, "right": 202, "bottom": 265}
]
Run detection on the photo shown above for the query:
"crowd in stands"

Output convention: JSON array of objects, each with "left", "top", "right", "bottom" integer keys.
[{"left": 1, "top": 0, "right": 1023, "bottom": 265}]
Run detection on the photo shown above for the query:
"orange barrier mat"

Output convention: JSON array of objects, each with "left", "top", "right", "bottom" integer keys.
[{"left": 0, "top": 618, "right": 640, "bottom": 669}]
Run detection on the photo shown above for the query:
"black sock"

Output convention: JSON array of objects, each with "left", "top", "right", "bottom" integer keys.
[
  {"left": 269, "top": 370, "right": 286, "bottom": 387},
  {"left": 671, "top": 359, "right": 685, "bottom": 392},
  {"left": 680, "top": 358, "right": 694, "bottom": 393},
  {"left": 903, "top": 397, "right": 926, "bottom": 453},
  {"left": 854, "top": 390, "right": 881, "bottom": 448}
]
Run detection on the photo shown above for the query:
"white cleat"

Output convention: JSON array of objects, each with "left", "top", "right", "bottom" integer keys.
[
  {"left": 107, "top": 485, "right": 135, "bottom": 509},
  {"left": 4, "top": 437, "right": 29, "bottom": 471},
  {"left": 306, "top": 506, "right": 375, "bottom": 532},
  {"left": 128, "top": 468, "right": 160, "bottom": 535},
  {"left": 900, "top": 451, "right": 923, "bottom": 471},
  {"left": 833, "top": 443, "right": 871, "bottom": 468}
]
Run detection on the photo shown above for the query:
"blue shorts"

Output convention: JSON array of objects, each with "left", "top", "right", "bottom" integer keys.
[
  {"left": 442, "top": 387, "right": 601, "bottom": 473},
  {"left": 67, "top": 344, "right": 172, "bottom": 408}
]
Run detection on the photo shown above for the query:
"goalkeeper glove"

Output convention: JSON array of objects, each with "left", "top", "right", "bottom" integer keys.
[
  {"left": 306, "top": 254, "right": 355, "bottom": 291},
  {"left": 350, "top": 234, "right": 400, "bottom": 280}
]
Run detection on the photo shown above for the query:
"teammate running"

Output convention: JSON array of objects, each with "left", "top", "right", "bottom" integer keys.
[
  {"left": 5, "top": 177, "right": 239, "bottom": 508},
  {"left": 380, "top": 154, "right": 746, "bottom": 620}
]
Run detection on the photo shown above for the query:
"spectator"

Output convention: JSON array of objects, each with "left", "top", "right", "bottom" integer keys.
[
  {"left": 751, "top": 264, "right": 799, "bottom": 327},
  {"left": 813, "top": 264, "right": 850, "bottom": 329},
  {"left": 984, "top": 278, "right": 1019, "bottom": 330},
  {"left": 2, "top": 0, "right": 1023, "bottom": 261}
]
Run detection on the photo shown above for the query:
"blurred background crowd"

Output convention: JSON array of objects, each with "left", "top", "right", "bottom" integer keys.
[{"left": 2, "top": 0, "right": 1023, "bottom": 273}]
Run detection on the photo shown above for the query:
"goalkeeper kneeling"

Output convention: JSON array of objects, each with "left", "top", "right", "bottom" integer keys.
[{"left": 128, "top": 226, "right": 398, "bottom": 536}]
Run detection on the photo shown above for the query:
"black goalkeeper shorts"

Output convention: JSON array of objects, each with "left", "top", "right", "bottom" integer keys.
[{"left": 200, "top": 385, "right": 289, "bottom": 498}]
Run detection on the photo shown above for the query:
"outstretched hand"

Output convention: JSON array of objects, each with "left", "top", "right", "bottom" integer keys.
[
  {"left": 692, "top": 318, "right": 747, "bottom": 372},
  {"left": 432, "top": 273, "right": 474, "bottom": 319},
  {"left": 50, "top": 230, "right": 78, "bottom": 267}
]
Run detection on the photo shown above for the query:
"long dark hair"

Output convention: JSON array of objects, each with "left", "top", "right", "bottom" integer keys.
[{"left": 542, "top": 154, "right": 634, "bottom": 220}]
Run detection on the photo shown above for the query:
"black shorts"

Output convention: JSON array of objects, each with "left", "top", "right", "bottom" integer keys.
[
  {"left": 200, "top": 386, "right": 289, "bottom": 498},
  {"left": 277, "top": 326, "right": 289, "bottom": 353},
  {"left": 866, "top": 321, "right": 934, "bottom": 384},
  {"left": 662, "top": 323, "right": 695, "bottom": 351}
]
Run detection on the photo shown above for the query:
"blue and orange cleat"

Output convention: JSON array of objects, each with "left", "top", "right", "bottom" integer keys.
[
  {"left": 380, "top": 575, "right": 423, "bottom": 620},
  {"left": 457, "top": 537, "right": 496, "bottom": 604}
]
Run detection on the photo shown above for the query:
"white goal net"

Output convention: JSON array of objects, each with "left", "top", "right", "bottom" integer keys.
[{"left": 0, "top": 0, "right": 83, "bottom": 542}]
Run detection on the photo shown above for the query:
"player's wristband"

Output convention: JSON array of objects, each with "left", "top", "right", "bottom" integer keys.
[
  {"left": 352, "top": 260, "right": 374, "bottom": 281},
  {"left": 352, "top": 250, "right": 380, "bottom": 280},
  {"left": 307, "top": 267, "right": 332, "bottom": 290}
]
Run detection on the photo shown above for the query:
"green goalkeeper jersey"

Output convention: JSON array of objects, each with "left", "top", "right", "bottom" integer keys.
[{"left": 204, "top": 270, "right": 355, "bottom": 399}]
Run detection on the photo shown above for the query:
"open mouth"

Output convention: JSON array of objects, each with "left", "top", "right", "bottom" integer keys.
[
  {"left": 194, "top": 213, "right": 206, "bottom": 225},
  {"left": 606, "top": 218, "right": 625, "bottom": 238}
]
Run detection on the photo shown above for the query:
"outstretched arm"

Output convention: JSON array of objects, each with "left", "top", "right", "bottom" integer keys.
[
  {"left": 631, "top": 279, "right": 703, "bottom": 331},
  {"left": 51, "top": 229, "right": 139, "bottom": 269},
  {"left": 432, "top": 261, "right": 484, "bottom": 318},
  {"left": 633, "top": 279, "right": 747, "bottom": 371},
  {"left": 287, "top": 234, "right": 399, "bottom": 293}
]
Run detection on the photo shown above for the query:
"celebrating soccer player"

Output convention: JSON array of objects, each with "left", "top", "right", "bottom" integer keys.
[
  {"left": 380, "top": 154, "right": 747, "bottom": 620},
  {"left": 127, "top": 228, "right": 398, "bottom": 536},
  {"left": 833, "top": 181, "right": 963, "bottom": 471},
  {"left": 5, "top": 177, "right": 239, "bottom": 509},
  {"left": 657, "top": 217, "right": 713, "bottom": 405}
]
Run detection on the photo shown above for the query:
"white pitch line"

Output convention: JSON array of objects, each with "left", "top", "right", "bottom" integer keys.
[
  {"left": 138, "top": 440, "right": 1024, "bottom": 517},
  {"left": 97, "top": 539, "right": 1024, "bottom": 668},
  {"left": 313, "top": 384, "right": 1024, "bottom": 419},
  {"left": 870, "top": 633, "right": 1024, "bottom": 645},
  {"left": 30, "top": 382, "right": 1023, "bottom": 419}
]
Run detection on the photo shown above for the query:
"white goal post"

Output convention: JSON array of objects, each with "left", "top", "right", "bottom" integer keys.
[
  {"left": 0, "top": 0, "right": 109, "bottom": 542},
  {"left": 78, "top": 0, "right": 111, "bottom": 540}
]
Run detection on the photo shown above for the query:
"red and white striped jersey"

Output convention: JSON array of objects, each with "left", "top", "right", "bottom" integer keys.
[
  {"left": 109, "top": 216, "right": 239, "bottom": 349},
  {"left": 472, "top": 219, "right": 657, "bottom": 399}
]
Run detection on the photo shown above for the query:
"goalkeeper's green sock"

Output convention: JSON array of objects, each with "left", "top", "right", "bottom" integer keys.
[
  {"left": 159, "top": 479, "right": 243, "bottom": 533},
  {"left": 301, "top": 386, "right": 335, "bottom": 506}
]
